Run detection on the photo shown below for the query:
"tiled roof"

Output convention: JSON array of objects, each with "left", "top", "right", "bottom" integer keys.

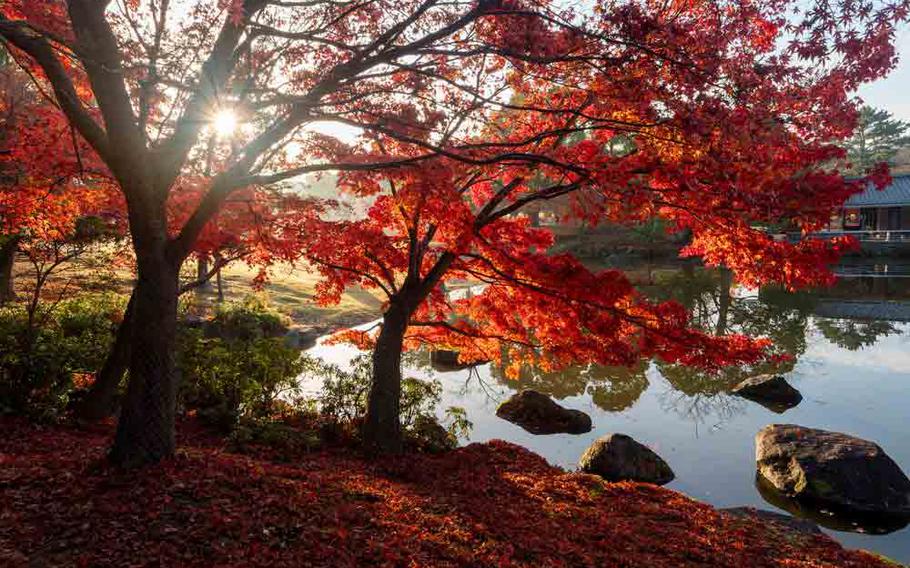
[{"left": 845, "top": 174, "right": 910, "bottom": 207}]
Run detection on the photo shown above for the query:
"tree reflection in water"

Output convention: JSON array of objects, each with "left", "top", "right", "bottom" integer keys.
[
  {"left": 478, "top": 265, "right": 910, "bottom": 426},
  {"left": 458, "top": 366, "right": 502, "bottom": 402},
  {"left": 815, "top": 319, "right": 900, "bottom": 351},
  {"left": 646, "top": 269, "right": 815, "bottom": 426},
  {"left": 416, "top": 267, "right": 906, "bottom": 424},
  {"left": 487, "top": 360, "right": 650, "bottom": 412}
]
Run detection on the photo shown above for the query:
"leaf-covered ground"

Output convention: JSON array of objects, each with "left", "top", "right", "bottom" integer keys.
[{"left": 0, "top": 418, "right": 894, "bottom": 567}]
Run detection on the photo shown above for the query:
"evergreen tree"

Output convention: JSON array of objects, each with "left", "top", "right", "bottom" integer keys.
[{"left": 847, "top": 106, "right": 910, "bottom": 173}]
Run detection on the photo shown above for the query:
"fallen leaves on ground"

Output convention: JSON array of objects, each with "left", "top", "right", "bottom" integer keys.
[{"left": 0, "top": 418, "right": 892, "bottom": 567}]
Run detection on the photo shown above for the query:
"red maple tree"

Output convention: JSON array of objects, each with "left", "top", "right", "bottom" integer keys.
[
  {"left": 0, "top": 47, "right": 123, "bottom": 304},
  {"left": 0, "top": 0, "right": 905, "bottom": 461},
  {"left": 297, "top": 2, "right": 902, "bottom": 451}
]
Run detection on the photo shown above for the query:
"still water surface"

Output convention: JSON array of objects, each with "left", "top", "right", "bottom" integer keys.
[{"left": 303, "top": 266, "right": 910, "bottom": 563}]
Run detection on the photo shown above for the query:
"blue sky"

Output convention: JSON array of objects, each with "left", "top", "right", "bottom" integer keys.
[{"left": 858, "top": 25, "right": 910, "bottom": 120}]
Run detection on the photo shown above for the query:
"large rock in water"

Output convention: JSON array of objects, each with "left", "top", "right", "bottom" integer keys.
[
  {"left": 755, "top": 424, "right": 910, "bottom": 516},
  {"left": 430, "top": 349, "right": 484, "bottom": 372},
  {"left": 579, "top": 433, "right": 675, "bottom": 485},
  {"left": 495, "top": 390, "right": 592, "bottom": 434},
  {"left": 732, "top": 375, "right": 802, "bottom": 413}
]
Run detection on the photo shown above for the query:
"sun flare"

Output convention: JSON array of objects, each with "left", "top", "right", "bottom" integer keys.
[{"left": 212, "top": 108, "right": 238, "bottom": 137}]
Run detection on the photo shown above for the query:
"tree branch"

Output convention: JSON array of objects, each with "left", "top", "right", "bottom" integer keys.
[{"left": 0, "top": 18, "right": 111, "bottom": 162}]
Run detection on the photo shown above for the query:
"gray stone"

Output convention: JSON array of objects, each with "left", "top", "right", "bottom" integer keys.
[
  {"left": 579, "top": 433, "right": 675, "bottom": 485},
  {"left": 755, "top": 424, "right": 910, "bottom": 516},
  {"left": 732, "top": 375, "right": 802, "bottom": 413},
  {"left": 430, "top": 349, "right": 466, "bottom": 370},
  {"left": 430, "top": 349, "right": 487, "bottom": 371},
  {"left": 286, "top": 325, "right": 331, "bottom": 350},
  {"left": 495, "top": 390, "right": 592, "bottom": 435}
]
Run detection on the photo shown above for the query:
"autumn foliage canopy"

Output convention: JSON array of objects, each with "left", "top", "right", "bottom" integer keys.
[
  {"left": 0, "top": 0, "right": 907, "bottom": 457},
  {"left": 294, "top": 0, "right": 902, "bottom": 378}
]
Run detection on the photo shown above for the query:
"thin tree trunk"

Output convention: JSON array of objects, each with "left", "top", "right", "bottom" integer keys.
[
  {"left": 216, "top": 265, "right": 224, "bottom": 302},
  {"left": 109, "top": 247, "right": 179, "bottom": 466},
  {"left": 363, "top": 302, "right": 410, "bottom": 454},
  {"left": 196, "top": 257, "right": 212, "bottom": 292},
  {"left": 715, "top": 267, "right": 733, "bottom": 336},
  {"left": 0, "top": 236, "right": 19, "bottom": 304},
  {"left": 76, "top": 292, "right": 135, "bottom": 421}
]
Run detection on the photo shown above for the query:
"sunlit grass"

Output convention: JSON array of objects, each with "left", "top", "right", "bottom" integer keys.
[{"left": 205, "top": 262, "right": 383, "bottom": 328}]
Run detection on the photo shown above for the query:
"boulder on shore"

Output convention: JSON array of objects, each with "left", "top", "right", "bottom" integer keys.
[
  {"left": 755, "top": 424, "right": 910, "bottom": 517},
  {"left": 579, "top": 433, "right": 675, "bottom": 485},
  {"left": 285, "top": 325, "right": 332, "bottom": 349},
  {"left": 731, "top": 375, "right": 802, "bottom": 413},
  {"left": 495, "top": 390, "right": 592, "bottom": 435}
]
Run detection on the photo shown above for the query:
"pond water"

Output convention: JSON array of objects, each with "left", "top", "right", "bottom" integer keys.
[{"left": 302, "top": 264, "right": 910, "bottom": 563}]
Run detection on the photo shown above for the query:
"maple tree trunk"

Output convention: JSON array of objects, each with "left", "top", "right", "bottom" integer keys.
[
  {"left": 363, "top": 302, "right": 410, "bottom": 454},
  {"left": 110, "top": 242, "right": 180, "bottom": 466},
  {"left": 76, "top": 292, "right": 135, "bottom": 421},
  {"left": 0, "top": 236, "right": 18, "bottom": 304}
]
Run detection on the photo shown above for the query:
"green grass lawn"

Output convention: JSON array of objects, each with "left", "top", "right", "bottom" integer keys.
[{"left": 202, "top": 262, "right": 383, "bottom": 328}]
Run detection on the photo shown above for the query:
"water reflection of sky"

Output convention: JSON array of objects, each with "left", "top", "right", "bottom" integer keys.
[{"left": 302, "top": 270, "right": 910, "bottom": 563}]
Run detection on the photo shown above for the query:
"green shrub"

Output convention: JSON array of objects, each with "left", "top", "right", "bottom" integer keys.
[
  {"left": 0, "top": 294, "right": 124, "bottom": 420},
  {"left": 305, "top": 353, "right": 472, "bottom": 451},
  {"left": 400, "top": 376, "right": 443, "bottom": 428},
  {"left": 206, "top": 295, "right": 290, "bottom": 340},
  {"left": 177, "top": 301, "right": 305, "bottom": 430},
  {"left": 443, "top": 406, "right": 472, "bottom": 442},
  {"left": 309, "top": 353, "right": 373, "bottom": 425},
  {"left": 55, "top": 294, "right": 125, "bottom": 371},
  {"left": 228, "top": 414, "right": 322, "bottom": 460}
]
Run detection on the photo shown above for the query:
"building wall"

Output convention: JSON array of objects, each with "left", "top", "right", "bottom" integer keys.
[
  {"left": 876, "top": 208, "right": 889, "bottom": 230},
  {"left": 901, "top": 207, "right": 910, "bottom": 230},
  {"left": 830, "top": 207, "right": 909, "bottom": 231}
]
